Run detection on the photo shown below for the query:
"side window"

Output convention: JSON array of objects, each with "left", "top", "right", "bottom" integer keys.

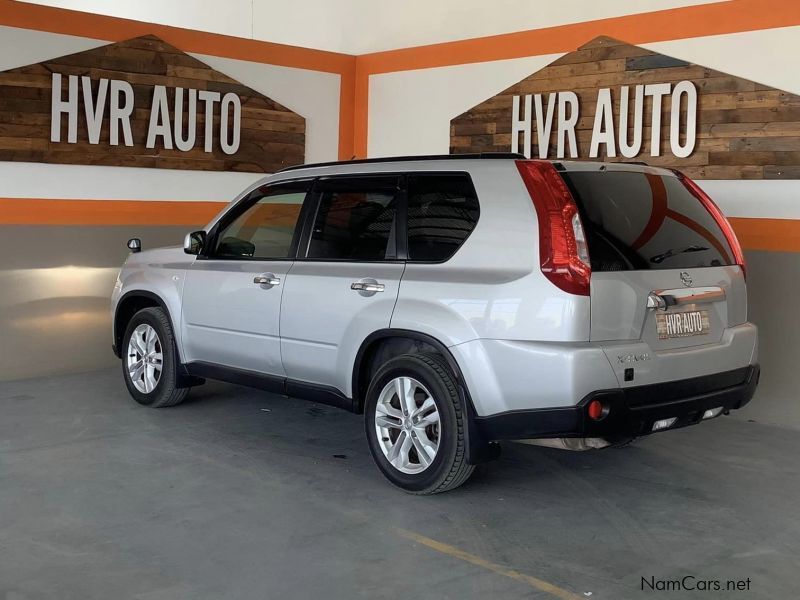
[
  {"left": 213, "top": 181, "right": 309, "bottom": 259},
  {"left": 406, "top": 173, "right": 479, "bottom": 262},
  {"left": 307, "top": 176, "right": 398, "bottom": 261}
]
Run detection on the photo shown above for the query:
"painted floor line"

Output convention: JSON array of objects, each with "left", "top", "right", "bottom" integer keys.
[{"left": 395, "top": 527, "right": 584, "bottom": 600}]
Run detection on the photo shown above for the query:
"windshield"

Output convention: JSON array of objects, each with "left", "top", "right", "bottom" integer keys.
[{"left": 559, "top": 170, "right": 735, "bottom": 272}]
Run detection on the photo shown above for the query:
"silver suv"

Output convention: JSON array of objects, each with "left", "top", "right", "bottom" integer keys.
[{"left": 111, "top": 154, "right": 759, "bottom": 494}]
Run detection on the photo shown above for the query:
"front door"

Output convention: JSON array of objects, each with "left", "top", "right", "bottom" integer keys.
[
  {"left": 280, "top": 175, "right": 404, "bottom": 395},
  {"left": 181, "top": 180, "right": 310, "bottom": 375}
]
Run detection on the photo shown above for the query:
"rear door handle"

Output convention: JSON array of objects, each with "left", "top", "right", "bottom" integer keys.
[
  {"left": 254, "top": 274, "right": 281, "bottom": 286},
  {"left": 351, "top": 281, "right": 385, "bottom": 293}
]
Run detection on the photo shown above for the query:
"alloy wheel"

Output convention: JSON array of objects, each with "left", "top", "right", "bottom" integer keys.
[
  {"left": 126, "top": 323, "right": 163, "bottom": 394},
  {"left": 374, "top": 376, "right": 441, "bottom": 474}
]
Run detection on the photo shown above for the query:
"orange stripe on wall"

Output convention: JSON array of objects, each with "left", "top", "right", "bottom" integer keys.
[
  {"left": 338, "top": 65, "right": 357, "bottom": 160},
  {"left": 1, "top": 199, "right": 800, "bottom": 252},
  {"left": 353, "top": 60, "right": 372, "bottom": 159},
  {"left": 0, "top": 199, "right": 226, "bottom": 226},
  {"left": 729, "top": 218, "right": 800, "bottom": 253},
  {"left": 352, "top": 0, "right": 800, "bottom": 156},
  {"left": 357, "top": 0, "right": 800, "bottom": 74}
]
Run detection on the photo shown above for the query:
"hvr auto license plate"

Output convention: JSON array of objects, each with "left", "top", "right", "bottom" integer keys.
[{"left": 656, "top": 310, "right": 710, "bottom": 340}]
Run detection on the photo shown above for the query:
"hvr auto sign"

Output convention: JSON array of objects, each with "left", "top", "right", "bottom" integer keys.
[
  {"left": 511, "top": 80, "right": 697, "bottom": 160},
  {"left": 50, "top": 73, "right": 242, "bottom": 154}
]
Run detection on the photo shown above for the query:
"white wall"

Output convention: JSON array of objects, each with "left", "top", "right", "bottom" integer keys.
[
  {"left": 368, "top": 54, "right": 563, "bottom": 159},
  {"left": 20, "top": 0, "right": 258, "bottom": 40},
  {"left": 332, "top": 0, "right": 720, "bottom": 54},
  {"left": 21, "top": 0, "right": 719, "bottom": 54},
  {"left": 192, "top": 53, "right": 340, "bottom": 164},
  {"left": 641, "top": 26, "right": 800, "bottom": 98},
  {"left": 0, "top": 24, "right": 106, "bottom": 70}
]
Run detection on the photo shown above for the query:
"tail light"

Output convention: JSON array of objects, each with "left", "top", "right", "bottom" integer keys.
[
  {"left": 673, "top": 170, "right": 746, "bottom": 278},
  {"left": 516, "top": 160, "right": 591, "bottom": 295}
]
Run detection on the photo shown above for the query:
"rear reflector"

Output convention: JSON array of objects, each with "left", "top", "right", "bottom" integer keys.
[
  {"left": 652, "top": 417, "right": 678, "bottom": 431},
  {"left": 673, "top": 170, "right": 747, "bottom": 278},
  {"left": 586, "top": 400, "right": 604, "bottom": 421},
  {"left": 702, "top": 406, "right": 724, "bottom": 420},
  {"left": 516, "top": 160, "right": 591, "bottom": 295}
]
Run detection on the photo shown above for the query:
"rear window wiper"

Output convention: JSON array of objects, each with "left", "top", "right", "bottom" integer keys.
[{"left": 650, "top": 245, "right": 709, "bottom": 264}]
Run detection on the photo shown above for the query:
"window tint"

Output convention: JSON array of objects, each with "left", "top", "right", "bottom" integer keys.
[
  {"left": 213, "top": 182, "right": 308, "bottom": 259},
  {"left": 406, "top": 174, "right": 479, "bottom": 262},
  {"left": 560, "top": 171, "right": 735, "bottom": 272},
  {"left": 307, "top": 177, "right": 398, "bottom": 260}
]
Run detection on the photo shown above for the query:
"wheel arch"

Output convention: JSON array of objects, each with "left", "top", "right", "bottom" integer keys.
[
  {"left": 351, "top": 329, "right": 467, "bottom": 413},
  {"left": 113, "top": 290, "right": 175, "bottom": 359}
]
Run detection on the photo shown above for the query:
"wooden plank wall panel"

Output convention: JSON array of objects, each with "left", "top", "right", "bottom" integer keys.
[
  {"left": 450, "top": 36, "right": 800, "bottom": 179},
  {"left": 0, "top": 35, "right": 305, "bottom": 173}
]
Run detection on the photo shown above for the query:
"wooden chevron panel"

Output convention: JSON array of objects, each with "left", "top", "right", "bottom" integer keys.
[
  {"left": 0, "top": 35, "right": 305, "bottom": 172},
  {"left": 450, "top": 36, "right": 800, "bottom": 179}
]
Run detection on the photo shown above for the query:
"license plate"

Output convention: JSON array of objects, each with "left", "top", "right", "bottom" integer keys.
[{"left": 656, "top": 310, "right": 710, "bottom": 340}]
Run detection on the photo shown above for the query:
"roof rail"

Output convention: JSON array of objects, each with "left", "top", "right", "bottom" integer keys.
[{"left": 277, "top": 152, "right": 526, "bottom": 173}]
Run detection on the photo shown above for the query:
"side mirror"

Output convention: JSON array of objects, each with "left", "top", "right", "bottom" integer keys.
[
  {"left": 184, "top": 230, "right": 207, "bottom": 255},
  {"left": 127, "top": 238, "right": 141, "bottom": 253}
]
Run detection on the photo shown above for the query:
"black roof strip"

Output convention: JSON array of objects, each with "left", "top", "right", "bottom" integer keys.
[{"left": 277, "top": 152, "right": 526, "bottom": 173}]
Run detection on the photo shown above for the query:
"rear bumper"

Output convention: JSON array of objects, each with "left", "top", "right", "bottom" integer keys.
[{"left": 475, "top": 364, "right": 760, "bottom": 441}]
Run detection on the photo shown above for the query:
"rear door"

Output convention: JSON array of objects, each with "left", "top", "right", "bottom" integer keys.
[
  {"left": 279, "top": 175, "right": 404, "bottom": 394},
  {"left": 559, "top": 166, "right": 748, "bottom": 383}
]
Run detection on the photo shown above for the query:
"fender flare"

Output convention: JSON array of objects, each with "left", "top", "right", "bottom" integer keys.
[
  {"left": 352, "top": 329, "right": 467, "bottom": 405},
  {"left": 113, "top": 290, "right": 175, "bottom": 358}
]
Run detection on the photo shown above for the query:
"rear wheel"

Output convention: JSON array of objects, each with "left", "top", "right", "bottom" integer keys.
[
  {"left": 364, "top": 353, "right": 474, "bottom": 494},
  {"left": 122, "top": 307, "right": 189, "bottom": 408}
]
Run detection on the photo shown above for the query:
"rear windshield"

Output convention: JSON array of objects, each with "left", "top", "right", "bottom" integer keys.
[{"left": 560, "top": 170, "right": 735, "bottom": 272}]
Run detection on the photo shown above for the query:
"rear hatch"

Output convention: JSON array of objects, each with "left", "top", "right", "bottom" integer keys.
[{"left": 559, "top": 164, "right": 750, "bottom": 386}]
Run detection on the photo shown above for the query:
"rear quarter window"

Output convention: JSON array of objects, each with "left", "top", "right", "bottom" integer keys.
[
  {"left": 560, "top": 170, "right": 734, "bottom": 272},
  {"left": 406, "top": 173, "right": 479, "bottom": 262}
]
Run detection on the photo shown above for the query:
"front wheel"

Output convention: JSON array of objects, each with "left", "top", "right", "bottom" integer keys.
[
  {"left": 121, "top": 307, "right": 190, "bottom": 408},
  {"left": 364, "top": 353, "right": 474, "bottom": 494}
]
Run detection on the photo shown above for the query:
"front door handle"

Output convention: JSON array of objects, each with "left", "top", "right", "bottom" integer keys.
[
  {"left": 351, "top": 281, "right": 385, "bottom": 293},
  {"left": 254, "top": 274, "right": 281, "bottom": 286}
]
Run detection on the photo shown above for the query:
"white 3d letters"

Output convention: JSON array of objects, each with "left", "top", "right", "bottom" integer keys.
[
  {"left": 509, "top": 80, "right": 696, "bottom": 161},
  {"left": 49, "top": 73, "right": 242, "bottom": 154}
]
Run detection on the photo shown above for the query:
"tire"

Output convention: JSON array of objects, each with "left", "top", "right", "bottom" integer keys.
[
  {"left": 364, "top": 352, "right": 475, "bottom": 494},
  {"left": 121, "top": 307, "right": 190, "bottom": 408}
]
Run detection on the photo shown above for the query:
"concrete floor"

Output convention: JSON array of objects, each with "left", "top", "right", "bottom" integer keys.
[{"left": 1, "top": 369, "right": 798, "bottom": 600}]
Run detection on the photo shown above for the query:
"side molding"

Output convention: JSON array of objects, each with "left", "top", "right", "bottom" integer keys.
[{"left": 185, "top": 362, "right": 355, "bottom": 412}]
